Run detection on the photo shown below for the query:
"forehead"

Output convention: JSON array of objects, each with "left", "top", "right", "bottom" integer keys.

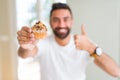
[{"left": 51, "top": 9, "right": 72, "bottom": 18}]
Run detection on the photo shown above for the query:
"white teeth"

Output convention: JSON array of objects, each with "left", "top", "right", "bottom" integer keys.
[{"left": 59, "top": 29, "right": 67, "bottom": 33}]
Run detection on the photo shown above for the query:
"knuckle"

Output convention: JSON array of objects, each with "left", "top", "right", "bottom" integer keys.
[{"left": 17, "top": 31, "right": 20, "bottom": 35}]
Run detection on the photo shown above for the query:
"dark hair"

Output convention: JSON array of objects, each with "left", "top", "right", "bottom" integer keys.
[{"left": 50, "top": 3, "right": 73, "bottom": 17}]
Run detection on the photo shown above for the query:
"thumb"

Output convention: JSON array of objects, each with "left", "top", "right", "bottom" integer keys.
[{"left": 81, "top": 24, "right": 87, "bottom": 36}]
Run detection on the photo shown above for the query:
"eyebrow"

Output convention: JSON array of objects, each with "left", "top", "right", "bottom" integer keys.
[{"left": 52, "top": 16, "right": 71, "bottom": 19}]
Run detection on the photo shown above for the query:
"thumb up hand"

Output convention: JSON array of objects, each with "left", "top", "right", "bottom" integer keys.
[{"left": 74, "top": 24, "right": 96, "bottom": 55}]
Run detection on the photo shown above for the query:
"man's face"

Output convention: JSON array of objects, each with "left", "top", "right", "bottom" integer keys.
[{"left": 50, "top": 9, "right": 73, "bottom": 39}]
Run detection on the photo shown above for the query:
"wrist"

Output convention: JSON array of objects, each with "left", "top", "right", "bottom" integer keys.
[
  {"left": 88, "top": 43, "right": 97, "bottom": 55},
  {"left": 19, "top": 45, "right": 37, "bottom": 58},
  {"left": 90, "top": 47, "right": 103, "bottom": 58},
  {"left": 20, "top": 44, "right": 36, "bottom": 50}
]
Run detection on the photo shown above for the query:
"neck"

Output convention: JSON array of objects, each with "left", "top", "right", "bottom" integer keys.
[{"left": 55, "top": 35, "right": 71, "bottom": 46}]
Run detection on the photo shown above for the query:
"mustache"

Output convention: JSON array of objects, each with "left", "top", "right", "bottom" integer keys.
[
  {"left": 52, "top": 26, "right": 71, "bottom": 39},
  {"left": 54, "top": 27, "right": 69, "bottom": 30}
]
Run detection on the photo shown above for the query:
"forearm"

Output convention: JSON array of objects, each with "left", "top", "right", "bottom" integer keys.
[
  {"left": 87, "top": 42, "right": 120, "bottom": 77},
  {"left": 93, "top": 53, "right": 120, "bottom": 77},
  {"left": 18, "top": 46, "right": 38, "bottom": 58}
]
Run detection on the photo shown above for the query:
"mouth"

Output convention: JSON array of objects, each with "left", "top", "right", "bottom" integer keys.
[
  {"left": 53, "top": 27, "right": 70, "bottom": 39},
  {"left": 57, "top": 28, "right": 67, "bottom": 34}
]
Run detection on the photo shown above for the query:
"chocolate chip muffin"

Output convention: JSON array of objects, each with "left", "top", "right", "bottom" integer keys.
[{"left": 31, "top": 21, "right": 47, "bottom": 39}]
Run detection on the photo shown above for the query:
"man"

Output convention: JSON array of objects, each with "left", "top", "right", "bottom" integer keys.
[{"left": 17, "top": 2, "right": 120, "bottom": 80}]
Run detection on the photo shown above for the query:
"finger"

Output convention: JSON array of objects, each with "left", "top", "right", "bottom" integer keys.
[
  {"left": 74, "top": 34, "right": 80, "bottom": 44},
  {"left": 22, "top": 27, "right": 34, "bottom": 39},
  {"left": 17, "top": 31, "right": 21, "bottom": 36},
  {"left": 19, "top": 40, "right": 27, "bottom": 45},
  {"left": 17, "top": 36, "right": 28, "bottom": 41},
  {"left": 74, "top": 34, "right": 80, "bottom": 40},
  {"left": 81, "top": 24, "right": 87, "bottom": 36},
  {"left": 17, "top": 28, "right": 34, "bottom": 40},
  {"left": 74, "top": 35, "right": 81, "bottom": 49},
  {"left": 19, "top": 40, "right": 33, "bottom": 45},
  {"left": 17, "top": 33, "right": 35, "bottom": 42},
  {"left": 18, "top": 37, "right": 34, "bottom": 45},
  {"left": 21, "top": 26, "right": 32, "bottom": 33},
  {"left": 17, "top": 30, "right": 28, "bottom": 37}
]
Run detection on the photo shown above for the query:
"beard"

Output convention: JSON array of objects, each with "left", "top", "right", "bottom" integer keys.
[{"left": 52, "top": 27, "right": 71, "bottom": 39}]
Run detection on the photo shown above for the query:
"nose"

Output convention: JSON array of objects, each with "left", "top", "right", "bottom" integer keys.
[{"left": 59, "top": 20, "right": 65, "bottom": 28}]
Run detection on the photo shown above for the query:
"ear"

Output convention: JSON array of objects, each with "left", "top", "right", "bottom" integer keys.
[
  {"left": 49, "top": 18, "right": 52, "bottom": 28},
  {"left": 69, "top": 18, "right": 74, "bottom": 29}
]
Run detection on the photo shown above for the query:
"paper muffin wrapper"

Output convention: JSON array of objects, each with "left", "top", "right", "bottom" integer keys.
[{"left": 33, "top": 32, "right": 47, "bottom": 39}]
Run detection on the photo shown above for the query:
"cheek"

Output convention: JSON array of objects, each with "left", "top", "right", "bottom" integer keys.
[
  {"left": 67, "top": 21, "right": 73, "bottom": 28},
  {"left": 50, "top": 23, "right": 56, "bottom": 30},
  {"left": 50, "top": 22, "right": 59, "bottom": 29}
]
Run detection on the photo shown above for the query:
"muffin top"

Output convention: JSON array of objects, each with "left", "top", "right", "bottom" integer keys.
[{"left": 31, "top": 21, "right": 47, "bottom": 32}]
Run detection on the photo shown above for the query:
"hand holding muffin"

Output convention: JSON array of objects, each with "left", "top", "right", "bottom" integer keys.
[{"left": 17, "top": 21, "right": 47, "bottom": 50}]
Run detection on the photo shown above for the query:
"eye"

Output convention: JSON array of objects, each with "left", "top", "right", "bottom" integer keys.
[
  {"left": 53, "top": 18, "right": 59, "bottom": 23},
  {"left": 64, "top": 17, "right": 70, "bottom": 22}
]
